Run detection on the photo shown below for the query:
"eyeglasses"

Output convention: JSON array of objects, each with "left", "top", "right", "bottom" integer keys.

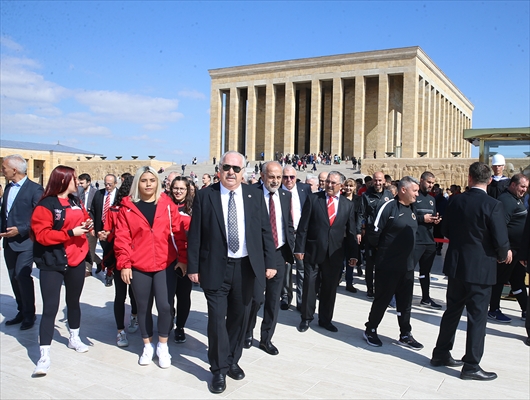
[
  {"left": 172, "top": 187, "right": 187, "bottom": 192},
  {"left": 325, "top": 180, "right": 340, "bottom": 186},
  {"left": 222, "top": 164, "right": 242, "bottom": 173},
  {"left": 104, "top": 183, "right": 114, "bottom": 187},
  {"left": 282, "top": 175, "right": 295, "bottom": 180}
]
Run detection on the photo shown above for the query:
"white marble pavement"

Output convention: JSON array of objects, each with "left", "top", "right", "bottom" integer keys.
[{"left": 1, "top": 245, "right": 529, "bottom": 399}]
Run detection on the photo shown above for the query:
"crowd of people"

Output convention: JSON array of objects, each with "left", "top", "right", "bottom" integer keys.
[{"left": 1, "top": 151, "right": 529, "bottom": 391}]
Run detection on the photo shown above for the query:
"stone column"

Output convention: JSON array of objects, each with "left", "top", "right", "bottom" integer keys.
[
  {"left": 246, "top": 85, "right": 257, "bottom": 160},
  {"left": 227, "top": 87, "right": 240, "bottom": 152},
  {"left": 331, "top": 76, "right": 343, "bottom": 157},
  {"left": 441, "top": 98, "right": 447, "bottom": 158},
  {"left": 425, "top": 84, "right": 432, "bottom": 156},
  {"left": 310, "top": 79, "right": 322, "bottom": 154},
  {"left": 353, "top": 76, "right": 365, "bottom": 159},
  {"left": 284, "top": 81, "right": 296, "bottom": 155},
  {"left": 418, "top": 77, "right": 425, "bottom": 152},
  {"left": 378, "top": 73, "right": 389, "bottom": 157},
  {"left": 435, "top": 91, "right": 441, "bottom": 158},
  {"left": 264, "top": 83, "right": 276, "bottom": 160},
  {"left": 209, "top": 87, "right": 223, "bottom": 162},
  {"left": 401, "top": 72, "right": 418, "bottom": 158}
]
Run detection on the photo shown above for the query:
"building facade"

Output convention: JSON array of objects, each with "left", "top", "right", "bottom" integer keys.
[{"left": 209, "top": 46, "right": 473, "bottom": 161}]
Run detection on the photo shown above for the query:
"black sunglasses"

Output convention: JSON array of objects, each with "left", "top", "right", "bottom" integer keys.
[
  {"left": 222, "top": 164, "right": 242, "bottom": 173},
  {"left": 283, "top": 175, "right": 295, "bottom": 180}
]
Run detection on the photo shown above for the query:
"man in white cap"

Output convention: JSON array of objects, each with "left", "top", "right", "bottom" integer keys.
[{"left": 487, "top": 154, "right": 510, "bottom": 199}]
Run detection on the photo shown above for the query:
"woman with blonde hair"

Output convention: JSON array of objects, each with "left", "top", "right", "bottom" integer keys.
[{"left": 114, "top": 166, "right": 188, "bottom": 368}]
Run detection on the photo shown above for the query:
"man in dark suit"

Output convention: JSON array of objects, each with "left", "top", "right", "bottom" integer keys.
[
  {"left": 244, "top": 161, "right": 294, "bottom": 355},
  {"left": 1, "top": 155, "right": 43, "bottom": 329},
  {"left": 188, "top": 151, "right": 276, "bottom": 394},
  {"left": 77, "top": 173, "right": 98, "bottom": 276},
  {"left": 431, "top": 162, "right": 511, "bottom": 381},
  {"left": 90, "top": 173, "right": 117, "bottom": 274},
  {"left": 279, "top": 165, "right": 311, "bottom": 311},
  {"left": 295, "top": 171, "right": 358, "bottom": 333}
]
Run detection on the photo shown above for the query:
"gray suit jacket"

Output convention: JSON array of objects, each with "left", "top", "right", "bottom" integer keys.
[
  {"left": 0, "top": 178, "right": 43, "bottom": 251},
  {"left": 77, "top": 185, "right": 96, "bottom": 212}
]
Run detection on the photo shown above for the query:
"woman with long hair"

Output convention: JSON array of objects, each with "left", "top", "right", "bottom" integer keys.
[
  {"left": 31, "top": 166, "right": 93, "bottom": 376},
  {"left": 341, "top": 178, "right": 356, "bottom": 201},
  {"left": 168, "top": 176, "right": 192, "bottom": 343},
  {"left": 114, "top": 166, "right": 188, "bottom": 368},
  {"left": 98, "top": 175, "right": 139, "bottom": 347}
]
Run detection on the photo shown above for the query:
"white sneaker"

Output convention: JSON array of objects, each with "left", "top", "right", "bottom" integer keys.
[
  {"left": 68, "top": 335, "right": 89, "bottom": 353},
  {"left": 139, "top": 343, "right": 154, "bottom": 366},
  {"left": 33, "top": 347, "right": 51, "bottom": 376},
  {"left": 128, "top": 315, "right": 139, "bottom": 333},
  {"left": 156, "top": 343, "right": 172, "bottom": 369},
  {"left": 116, "top": 330, "right": 129, "bottom": 347}
]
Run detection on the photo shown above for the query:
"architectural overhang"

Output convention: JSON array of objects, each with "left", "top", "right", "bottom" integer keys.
[{"left": 464, "top": 127, "right": 530, "bottom": 143}]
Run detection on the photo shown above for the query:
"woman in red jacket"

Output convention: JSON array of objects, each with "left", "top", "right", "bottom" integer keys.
[
  {"left": 31, "top": 166, "right": 93, "bottom": 376},
  {"left": 168, "top": 176, "right": 192, "bottom": 343},
  {"left": 114, "top": 166, "right": 188, "bottom": 368},
  {"left": 98, "top": 175, "right": 139, "bottom": 348}
]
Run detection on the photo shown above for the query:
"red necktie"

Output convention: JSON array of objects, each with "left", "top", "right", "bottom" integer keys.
[
  {"left": 269, "top": 194, "right": 279, "bottom": 248},
  {"left": 102, "top": 192, "right": 111, "bottom": 224},
  {"left": 327, "top": 196, "right": 336, "bottom": 226}
]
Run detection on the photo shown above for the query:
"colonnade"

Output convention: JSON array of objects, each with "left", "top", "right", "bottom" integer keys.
[{"left": 209, "top": 48, "right": 473, "bottom": 162}]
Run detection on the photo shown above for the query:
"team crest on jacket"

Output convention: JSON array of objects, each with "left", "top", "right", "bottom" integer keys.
[
  {"left": 384, "top": 197, "right": 389, "bottom": 201},
  {"left": 429, "top": 200, "right": 434, "bottom": 206},
  {"left": 54, "top": 209, "right": 62, "bottom": 221},
  {"left": 411, "top": 213, "right": 416, "bottom": 220}
]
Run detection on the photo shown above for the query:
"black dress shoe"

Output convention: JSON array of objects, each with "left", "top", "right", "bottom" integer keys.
[
  {"left": 5, "top": 313, "right": 24, "bottom": 326},
  {"left": 346, "top": 284, "right": 358, "bottom": 293},
  {"left": 460, "top": 367, "right": 497, "bottom": 381},
  {"left": 318, "top": 321, "right": 338, "bottom": 332},
  {"left": 243, "top": 337, "right": 252, "bottom": 349},
  {"left": 209, "top": 372, "right": 226, "bottom": 394},
  {"left": 280, "top": 300, "right": 290, "bottom": 310},
  {"left": 430, "top": 356, "right": 464, "bottom": 367},
  {"left": 259, "top": 341, "right": 279, "bottom": 355},
  {"left": 227, "top": 363, "right": 245, "bottom": 380},
  {"left": 20, "top": 316, "right": 37, "bottom": 330},
  {"left": 298, "top": 320, "right": 310, "bottom": 333}
]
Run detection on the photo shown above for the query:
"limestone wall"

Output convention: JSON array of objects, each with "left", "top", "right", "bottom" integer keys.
[{"left": 361, "top": 157, "right": 530, "bottom": 189}]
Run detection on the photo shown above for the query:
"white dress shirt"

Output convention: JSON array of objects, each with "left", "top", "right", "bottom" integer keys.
[
  {"left": 263, "top": 187, "right": 285, "bottom": 249},
  {"left": 282, "top": 183, "right": 302, "bottom": 231},
  {"left": 220, "top": 183, "right": 248, "bottom": 258}
]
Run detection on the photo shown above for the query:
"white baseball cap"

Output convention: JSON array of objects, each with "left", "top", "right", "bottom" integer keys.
[{"left": 491, "top": 154, "right": 505, "bottom": 166}]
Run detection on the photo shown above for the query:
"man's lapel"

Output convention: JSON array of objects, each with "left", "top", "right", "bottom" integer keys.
[{"left": 210, "top": 184, "right": 227, "bottom": 240}]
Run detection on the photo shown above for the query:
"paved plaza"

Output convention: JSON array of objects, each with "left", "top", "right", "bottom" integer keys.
[{"left": 1, "top": 241, "right": 528, "bottom": 399}]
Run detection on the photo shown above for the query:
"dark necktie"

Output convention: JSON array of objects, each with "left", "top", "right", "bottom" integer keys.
[
  {"left": 269, "top": 193, "right": 279, "bottom": 248},
  {"left": 228, "top": 191, "right": 239, "bottom": 253}
]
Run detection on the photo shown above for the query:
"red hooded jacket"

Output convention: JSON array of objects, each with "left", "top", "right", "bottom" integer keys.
[{"left": 114, "top": 194, "right": 189, "bottom": 272}]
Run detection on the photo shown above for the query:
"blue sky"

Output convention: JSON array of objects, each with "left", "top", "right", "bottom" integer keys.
[{"left": 1, "top": 1, "right": 529, "bottom": 163}]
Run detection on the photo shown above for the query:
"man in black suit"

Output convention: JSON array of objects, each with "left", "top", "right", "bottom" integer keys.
[
  {"left": 77, "top": 173, "right": 98, "bottom": 276},
  {"left": 1, "top": 155, "right": 43, "bottom": 329},
  {"left": 279, "top": 165, "right": 311, "bottom": 311},
  {"left": 90, "top": 174, "right": 117, "bottom": 274},
  {"left": 244, "top": 161, "right": 294, "bottom": 355},
  {"left": 431, "top": 162, "right": 511, "bottom": 381},
  {"left": 295, "top": 171, "right": 358, "bottom": 333},
  {"left": 188, "top": 151, "right": 276, "bottom": 394}
]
